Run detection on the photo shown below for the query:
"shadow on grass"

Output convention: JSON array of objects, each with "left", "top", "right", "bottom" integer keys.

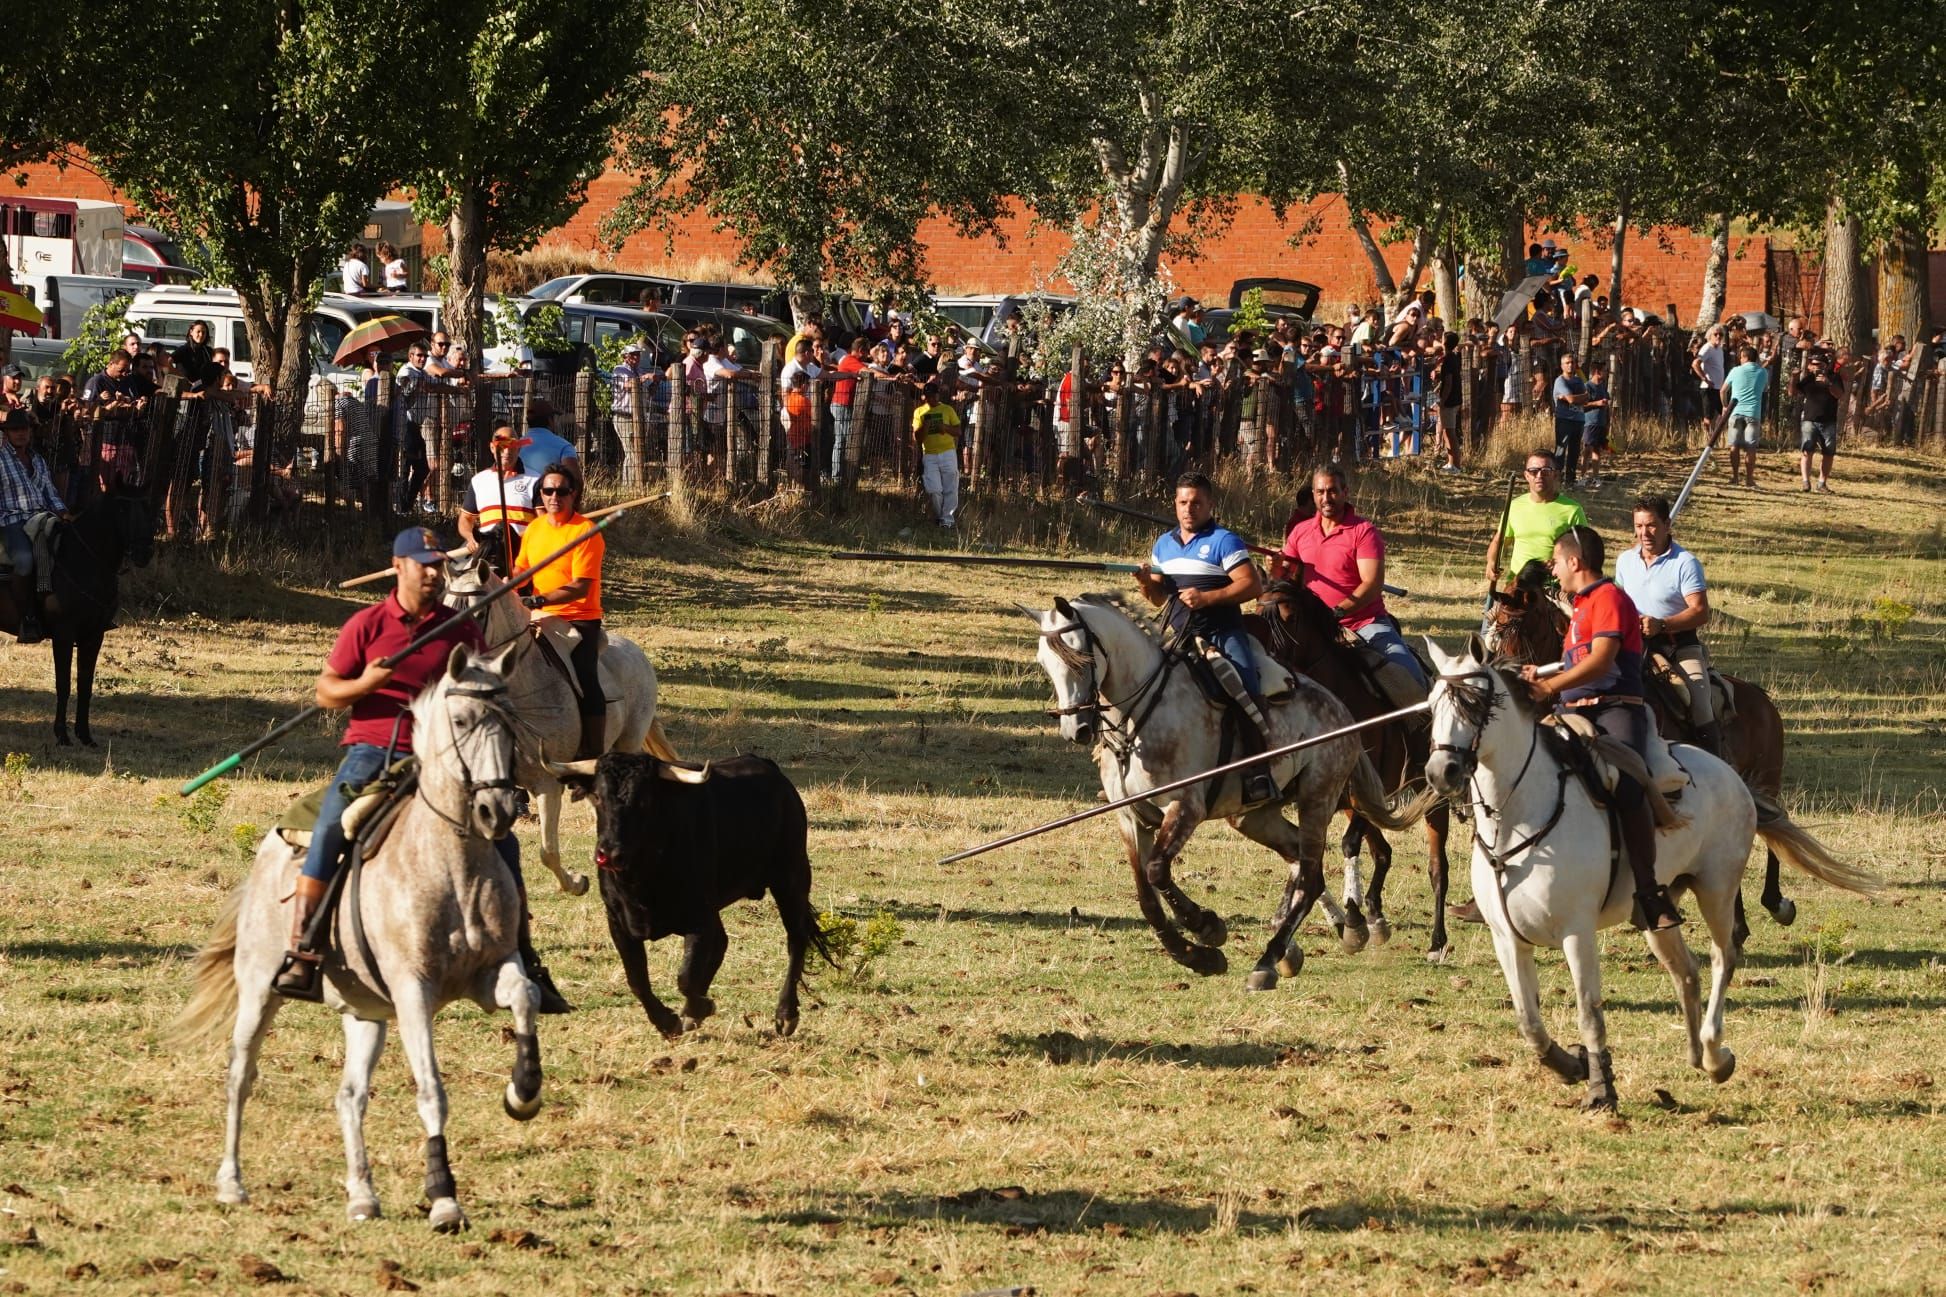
[
  {"left": 0, "top": 684, "right": 346, "bottom": 780},
  {"left": 6, "top": 939, "right": 198, "bottom": 962},
  {"left": 763, "top": 1187, "right": 1804, "bottom": 1238},
  {"left": 994, "top": 1030, "right": 1284, "bottom": 1069},
  {"left": 882, "top": 902, "right": 1148, "bottom": 933}
]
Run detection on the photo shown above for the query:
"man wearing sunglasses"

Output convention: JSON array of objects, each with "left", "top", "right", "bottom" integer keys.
[
  {"left": 514, "top": 465, "right": 607, "bottom": 759},
  {"left": 1484, "top": 447, "right": 1588, "bottom": 591}
]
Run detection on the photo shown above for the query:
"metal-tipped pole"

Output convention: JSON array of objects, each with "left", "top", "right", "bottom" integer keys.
[{"left": 938, "top": 701, "right": 1431, "bottom": 864}]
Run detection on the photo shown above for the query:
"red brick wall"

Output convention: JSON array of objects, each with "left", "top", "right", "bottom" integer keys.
[{"left": 6, "top": 159, "right": 1774, "bottom": 322}]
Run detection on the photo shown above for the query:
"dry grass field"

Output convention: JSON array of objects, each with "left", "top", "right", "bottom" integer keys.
[{"left": 0, "top": 441, "right": 1942, "bottom": 1295}]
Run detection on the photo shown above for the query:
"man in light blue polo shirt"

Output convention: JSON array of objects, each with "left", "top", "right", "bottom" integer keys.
[
  {"left": 518, "top": 397, "right": 579, "bottom": 479},
  {"left": 1721, "top": 345, "right": 1769, "bottom": 489},
  {"left": 1614, "top": 493, "right": 1719, "bottom": 755},
  {"left": 1135, "top": 471, "right": 1279, "bottom": 805}
]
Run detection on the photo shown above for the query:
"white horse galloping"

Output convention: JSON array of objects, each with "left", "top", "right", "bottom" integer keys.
[
  {"left": 176, "top": 642, "right": 544, "bottom": 1231},
  {"left": 446, "top": 551, "right": 676, "bottom": 896},
  {"left": 1422, "top": 637, "right": 1879, "bottom": 1110}
]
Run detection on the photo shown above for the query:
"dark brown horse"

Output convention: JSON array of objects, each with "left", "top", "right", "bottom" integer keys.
[
  {"left": 1480, "top": 570, "right": 1795, "bottom": 947},
  {"left": 1251, "top": 579, "right": 1457, "bottom": 961}
]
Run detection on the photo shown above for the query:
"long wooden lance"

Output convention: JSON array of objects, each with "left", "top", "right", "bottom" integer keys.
[
  {"left": 834, "top": 550, "right": 1145, "bottom": 574},
  {"left": 1670, "top": 407, "right": 1732, "bottom": 522},
  {"left": 1480, "top": 470, "right": 1522, "bottom": 622},
  {"left": 937, "top": 701, "right": 1432, "bottom": 865},
  {"left": 337, "top": 492, "right": 667, "bottom": 588},
  {"left": 179, "top": 507, "right": 633, "bottom": 796},
  {"left": 1077, "top": 494, "right": 1407, "bottom": 596}
]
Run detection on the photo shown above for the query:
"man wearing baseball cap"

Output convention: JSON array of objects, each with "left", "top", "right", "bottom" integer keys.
[
  {"left": 273, "top": 524, "right": 571, "bottom": 1011},
  {"left": 458, "top": 423, "right": 538, "bottom": 571}
]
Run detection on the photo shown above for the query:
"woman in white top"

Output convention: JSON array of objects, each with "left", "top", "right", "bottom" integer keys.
[
  {"left": 341, "top": 243, "right": 371, "bottom": 295},
  {"left": 377, "top": 241, "right": 409, "bottom": 291}
]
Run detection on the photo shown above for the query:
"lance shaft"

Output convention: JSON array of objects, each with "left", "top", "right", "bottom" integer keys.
[
  {"left": 180, "top": 507, "right": 630, "bottom": 795},
  {"left": 338, "top": 491, "right": 666, "bottom": 588},
  {"left": 835, "top": 550, "right": 1143, "bottom": 573},
  {"left": 1670, "top": 408, "right": 1730, "bottom": 522},
  {"left": 1077, "top": 495, "right": 1406, "bottom": 596},
  {"left": 938, "top": 700, "right": 1432, "bottom": 865}
]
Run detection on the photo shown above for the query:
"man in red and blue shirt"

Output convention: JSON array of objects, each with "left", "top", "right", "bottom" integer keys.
[{"left": 1520, "top": 524, "right": 1682, "bottom": 930}]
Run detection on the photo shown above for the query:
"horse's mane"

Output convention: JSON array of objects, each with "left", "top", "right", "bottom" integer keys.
[
  {"left": 1260, "top": 577, "right": 1344, "bottom": 648},
  {"left": 1069, "top": 591, "right": 1172, "bottom": 648}
]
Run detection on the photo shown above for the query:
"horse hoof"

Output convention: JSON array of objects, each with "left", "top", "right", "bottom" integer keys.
[
  {"left": 428, "top": 1199, "right": 468, "bottom": 1233},
  {"left": 1341, "top": 923, "right": 1368, "bottom": 955},
  {"left": 347, "top": 1197, "right": 382, "bottom": 1222},
  {"left": 1184, "top": 946, "right": 1228, "bottom": 977},
  {"left": 1369, "top": 917, "right": 1392, "bottom": 948},
  {"left": 1582, "top": 1087, "right": 1618, "bottom": 1113},
  {"left": 54, "top": 732, "right": 71, "bottom": 748},
  {"left": 775, "top": 1014, "right": 799, "bottom": 1038},
  {"left": 1766, "top": 898, "right": 1797, "bottom": 927},
  {"left": 1193, "top": 914, "right": 1229, "bottom": 948},
  {"left": 1424, "top": 945, "right": 1453, "bottom": 966},
  {"left": 503, "top": 1081, "right": 542, "bottom": 1122},
  {"left": 215, "top": 1184, "right": 248, "bottom": 1207},
  {"left": 563, "top": 872, "right": 590, "bottom": 897},
  {"left": 1275, "top": 948, "right": 1303, "bottom": 979},
  {"left": 78, "top": 732, "right": 97, "bottom": 748},
  {"left": 1244, "top": 967, "right": 1279, "bottom": 992},
  {"left": 1707, "top": 1049, "right": 1737, "bottom": 1085}
]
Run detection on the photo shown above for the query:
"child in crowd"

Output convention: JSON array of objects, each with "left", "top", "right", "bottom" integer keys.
[{"left": 1580, "top": 359, "right": 1612, "bottom": 487}]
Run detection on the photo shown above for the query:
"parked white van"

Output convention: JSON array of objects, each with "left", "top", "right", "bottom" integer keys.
[{"left": 125, "top": 287, "right": 439, "bottom": 386}]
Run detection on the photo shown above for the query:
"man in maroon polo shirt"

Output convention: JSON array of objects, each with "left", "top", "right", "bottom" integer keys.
[
  {"left": 1280, "top": 463, "right": 1426, "bottom": 690},
  {"left": 273, "top": 527, "right": 572, "bottom": 1010}
]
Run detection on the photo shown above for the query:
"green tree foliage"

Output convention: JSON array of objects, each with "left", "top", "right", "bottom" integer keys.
[{"left": 413, "top": 0, "right": 645, "bottom": 362}]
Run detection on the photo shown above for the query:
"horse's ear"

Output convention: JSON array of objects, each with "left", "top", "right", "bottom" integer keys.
[
  {"left": 488, "top": 638, "right": 521, "bottom": 676},
  {"left": 1053, "top": 595, "right": 1075, "bottom": 619},
  {"left": 1015, "top": 602, "right": 1044, "bottom": 623},
  {"left": 446, "top": 643, "right": 470, "bottom": 677},
  {"left": 1423, "top": 637, "right": 1452, "bottom": 672},
  {"left": 1465, "top": 632, "right": 1488, "bottom": 664},
  {"left": 1489, "top": 589, "right": 1513, "bottom": 607}
]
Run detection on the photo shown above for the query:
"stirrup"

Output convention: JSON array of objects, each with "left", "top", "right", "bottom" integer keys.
[
  {"left": 527, "top": 960, "right": 573, "bottom": 1015},
  {"left": 1241, "top": 768, "right": 1280, "bottom": 806},
  {"left": 1632, "top": 888, "right": 1685, "bottom": 932},
  {"left": 272, "top": 950, "right": 325, "bottom": 1002}
]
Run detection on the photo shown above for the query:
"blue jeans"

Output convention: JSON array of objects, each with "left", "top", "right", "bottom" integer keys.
[
  {"left": 2, "top": 522, "right": 33, "bottom": 577},
  {"left": 1205, "top": 624, "right": 1260, "bottom": 696},
  {"left": 830, "top": 405, "right": 853, "bottom": 479},
  {"left": 302, "top": 742, "right": 521, "bottom": 884},
  {"left": 1356, "top": 619, "right": 1429, "bottom": 690}
]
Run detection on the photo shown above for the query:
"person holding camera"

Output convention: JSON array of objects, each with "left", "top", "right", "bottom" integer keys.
[{"left": 1793, "top": 349, "right": 1843, "bottom": 493}]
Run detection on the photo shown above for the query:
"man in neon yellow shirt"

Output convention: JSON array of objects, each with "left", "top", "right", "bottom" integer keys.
[
  {"left": 912, "top": 378, "right": 963, "bottom": 529},
  {"left": 1484, "top": 447, "right": 1588, "bottom": 588}
]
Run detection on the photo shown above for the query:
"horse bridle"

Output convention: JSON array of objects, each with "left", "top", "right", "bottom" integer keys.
[
  {"left": 421, "top": 680, "right": 522, "bottom": 838},
  {"left": 1040, "top": 607, "right": 1177, "bottom": 741},
  {"left": 1432, "top": 665, "right": 1568, "bottom": 872}
]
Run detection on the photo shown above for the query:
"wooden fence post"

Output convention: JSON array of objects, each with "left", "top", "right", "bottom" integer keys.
[
  {"left": 664, "top": 362, "right": 686, "bottom": 481},
  {"left": 431, "top": 386, "right": 452, "bottom": 514}
]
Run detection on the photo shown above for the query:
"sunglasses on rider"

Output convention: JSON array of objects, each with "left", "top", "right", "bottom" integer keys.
[{"left": 538, "top": 484, "right": 575, "bottom": 496}]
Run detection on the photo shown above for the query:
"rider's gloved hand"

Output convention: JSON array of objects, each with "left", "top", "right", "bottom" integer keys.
[{"left": 521, "top": 595, "right": 547, "bottom": 610}]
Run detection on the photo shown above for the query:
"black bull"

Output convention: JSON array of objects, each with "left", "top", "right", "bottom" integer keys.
[{"left": 551, "top": 753, "right": 830, "bottom": 1038}]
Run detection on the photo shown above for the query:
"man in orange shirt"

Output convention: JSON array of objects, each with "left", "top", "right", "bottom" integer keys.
[{"left": 515, "top": 463, "right": 608, "bottom": 757}]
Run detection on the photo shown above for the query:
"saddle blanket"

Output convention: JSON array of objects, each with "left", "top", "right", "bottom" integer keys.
[
  {"left": 533, "top": 615, "right": 619, "bottom": 704},
  {"left": 1548, "top": 711, "right": 1688, "bottom": 830},
  {"left": 0, "top": 512, "right": 58, "bottom": 586}
]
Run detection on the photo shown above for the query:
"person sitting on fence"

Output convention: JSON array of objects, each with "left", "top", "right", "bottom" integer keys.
[
  {"left": 1485, "top": 447, "right": 1587, "bottom": 594},
  {"left": 1281, "top": 463, "right": 1428, "bottom": 693},
  {"left": 1579, "top": 358, "right": 1613, "bottom": 487},
  {"left": 1721, "top": 344, "right": 1769, "bottom": 489},
  {"left": 459, "top": 427, "right": 537, "bottom": 567},
  {"left": 1, "top": 407, "right": 71, "bottom": 645},
  {"left": 517, "top": 397, "right": 578, "bottom": 480}
]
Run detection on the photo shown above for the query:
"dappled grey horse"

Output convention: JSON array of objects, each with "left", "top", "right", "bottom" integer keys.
[{"left": 177, "top": 641, "right": 542, "bottom": 1231}]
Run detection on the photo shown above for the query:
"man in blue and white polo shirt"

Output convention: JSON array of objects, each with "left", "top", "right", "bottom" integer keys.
[
  {"left": 1614, "top": 494, "right": 1719, "bottom": 756},
  {"left": 1135, "top": 471, "right": 1279, "bottom": 804}
]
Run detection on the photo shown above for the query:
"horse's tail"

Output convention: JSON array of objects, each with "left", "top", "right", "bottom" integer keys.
[
  {"left": 1346, "top": 750, "right": 1440, "bottom": 832},
  {"left": 172, "top": 887, "right": 243, "bottom": 1045},
  {"left": 644, "top": 717, "right": 681, "bottom": 762},
  {"left": 1752, "top": 794, "right": 1884, "bottom": 898}
]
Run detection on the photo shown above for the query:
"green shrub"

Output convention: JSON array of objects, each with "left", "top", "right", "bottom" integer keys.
[
  {"left": 816, "top": 908, "right": 904, "bottom": 984},
  {"left": 178, "top": 783, "right": 230, "bottom": 838}
]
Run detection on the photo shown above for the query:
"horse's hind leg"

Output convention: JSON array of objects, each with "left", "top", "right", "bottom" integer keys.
[
  {"left": 677, "top": 917, "right": 729, "bottom": 1031},
  {"left": 50, "top": 634, "right": 72, "bottom": 746},
  {"left": 1361, "top": 821, "right": 1396, "bottom": 948},
  {"left": 74, "top": 629, "right": 102, "bottom": 747},
  {"left": 1561, "top": 929, "right": 1616, "bottom": 1111},
  {"left": 1232, "top": 803, "right": 1329, "bottom": 990},
  {"left": 391, "top": 985, "right": 465, "bottom": 1232},
  {"left": 216, "top": 985, "right": 281, "bottom": 1205},
  {"left": 1644, "top": 926, "right": 1702, "bottom": 1071},
  {"left": 336, "top": 1014, "right": 388, "bottom": 1220},
  {"left": 1696, "top": 876, "right": 1742, "bottom": 1084},
  {"left": 1760, "top": 848, "right": 1795, "bottom": 926},
  {"left": 535, "top": 782, "right": 589, "bottom": 896},
  {"left": 1336, "top": 814, "right": 1371, "bottom": 952}
]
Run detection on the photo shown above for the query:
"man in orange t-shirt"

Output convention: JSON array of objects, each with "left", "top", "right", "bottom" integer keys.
[{"left": 515, "top": 462, "right": 607, "bottom": 757}]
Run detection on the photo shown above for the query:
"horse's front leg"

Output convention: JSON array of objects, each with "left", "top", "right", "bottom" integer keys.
[
  {"left": 73, "top": 629, "right": 102, "bottom": 747},
  {"left": 1424, "top": 805, "right": 1454, "bottom": 962},
  {"left": 49, "top": 633, "right": 72, "bottom": 746},
  {"left": 489, "top": 957, "right": 543, "bottom": 1120},
  {"left": 534, "top": 780, "right": 589, "bottom": 895},
  {"left": 1121, "top": 811, "right": 1224, "bottom": 976},
  {"left": 1561, "top": 928, "right": 1616, "bottom": 1111},
  {"left": 1146, "top": 797, "right": 1227, "bottom": 948},
  {"left": 335, "top": 1014, "right": 388, "bottom": 1220},
  {"left": 390, "top": 984, "right": 465, "bottom": 1232}
]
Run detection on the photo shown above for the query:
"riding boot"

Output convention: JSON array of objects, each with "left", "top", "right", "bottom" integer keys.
[
  {"left": 574, "top": 712, "right": 606, "bottom": 762},
  {"left": 10, "top": 575, "right": 43, "bottom": 645},
  {"left": 1619, "top": 800, "right": 1683, "bottom": 930},
  {"left": 1694, "top": 719, "right": 1724, "bottom": 759},
  {"left": 516, "top": 897, "right": 573, "bottom": 1015},
  {"left": 272, "top": 874, "right": 331, "bottom": 1001}
]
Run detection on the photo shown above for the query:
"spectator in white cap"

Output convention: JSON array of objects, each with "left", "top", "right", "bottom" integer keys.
[{"left": 609, "top": 339, "right": 647, "bottom": 476}]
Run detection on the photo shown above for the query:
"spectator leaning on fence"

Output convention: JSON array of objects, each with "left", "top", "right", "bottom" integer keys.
[
  {"left": 1721, "top": 344, "right": 1768, "bottom": 488},
  {"left": 830, "top": 336, "right": 867, "bottom": 482},
  {"left": 912, "top": 379, "right": 962, "bottom": 529},
  {"left": 782, "top": 370, "right": 817, "bottom": 492},
  {"left": 82, "top": 350, "right": 148, "bottom": 489}
]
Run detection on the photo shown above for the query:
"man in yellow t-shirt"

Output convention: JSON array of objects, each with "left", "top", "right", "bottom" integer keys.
[
  {"left": 1485, "top": 447, "right": 1588, "bottom": 588},
  {"left": 515, "top": 463, "right": 608, "bottom": 757},
  {"left": 912, "top": 379, "right": 963, "bottom": 529}
]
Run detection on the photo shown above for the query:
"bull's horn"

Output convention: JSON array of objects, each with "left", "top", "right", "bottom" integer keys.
[
  {"left": 657, "top": 759, "right": 712, "bottom": 785},
  {"left": 543, "top": 757, "right": 600, "bottom": 780}
]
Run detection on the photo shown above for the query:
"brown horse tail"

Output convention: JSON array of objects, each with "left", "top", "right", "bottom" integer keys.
[
  {"left": 171, "top": 888, "right": 243, "bottom": 1045},
  {"left": 1346, "top": 750, "right": 1441, "bottom": 832},
  {"left": 1752, "top": 795, "right": 1885, "bottom": 898},
  {"left": 644, "top": 718, "right": 681, "bottom": 762}
]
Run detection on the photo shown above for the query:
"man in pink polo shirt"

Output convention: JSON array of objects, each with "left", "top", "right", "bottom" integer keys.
[{"left": 1280, "top": 463, "right": 1427, "bottom": 689}]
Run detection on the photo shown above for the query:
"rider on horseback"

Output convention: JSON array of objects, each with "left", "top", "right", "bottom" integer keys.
[
  {"left": 1135, "top": 471, "right": 1279, "bottom": 806},
  {"left": 1485, "top": 448, "right": 1587, "bottom": 593},
  {"left": 0, "top": 407, "right": 70, "bottom": 645},
  {"left": 274, "top": 527, "right": 573, "bottom": 1011},
  {"left": 1614, "top": 495, "right": 1721, "bottom": 757},
  {"left": 1280, "top": 463, "right": 1427, "bottom": 694},
  {"left": 458, "top": 426, "right": 537, "bottom": 569},
  {"left": 516, "top": 464, "right": 608, "bottom": 760},
  {"left": 1520, "top": 524, "right": 1685, "bottom": 931}
]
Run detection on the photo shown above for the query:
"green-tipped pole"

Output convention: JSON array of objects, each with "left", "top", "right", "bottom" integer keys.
[
  {"left": 833, "top": 549, "right": 1145, "bottom": 574},
  {"left": 178, "top": 507, "right": 632, "bottom": 796}
]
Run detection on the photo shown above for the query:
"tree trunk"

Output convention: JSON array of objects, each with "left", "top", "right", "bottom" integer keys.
[
  {"left": 1875, "top": 206, "right": 1930, "bottom": 350},
  {"left": 1608, "top": 195, "right": 1629, "bottom": 323},
  {"left": 1432, "top": 238, "right": 1459, "bottom": 324},
  {"left": 1822, "top": 194, "right": 1870, "bottom": 358},
  {"left": 444, "top": 189, "right": 489, "bottom": 372},
  {"left": 788, "top": 284, "right": 823, "bottom": 332},
  {"left": 237, "top": 272, "right": 316, "bottom": 518},
  {"left": 1390, "top": 225, "right": 1437, "bottom": 312},
  {"left": 1694, "top": 213, "right": 1729, "bottom": 331},
  {"left": 1099, "top": 119, "right": 1202, "bottom": 372}
]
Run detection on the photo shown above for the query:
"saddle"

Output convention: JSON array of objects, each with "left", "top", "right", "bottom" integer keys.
[
  {"left": 1544, "top": 711, "right": 1688, "bottom": 830},
  {"left": 1342, "top": 630, "right": 1431, "bottom": 713},
  {"left": 0, "top": 513, "right": 59, "bottom": 591},
  {"left": 531, "top": 615, "right": 617, "bottom": 705},
  {"left": 1644, "top": 649, "right": 1737, "bottom": 725},
  {"left": 274, "top": 758, "right": 417, "bottom": 854}
]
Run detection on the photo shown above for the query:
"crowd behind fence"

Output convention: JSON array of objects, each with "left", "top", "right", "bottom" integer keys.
[{"left": 18, "top": 306, "right": 1945, "bottom": 537}]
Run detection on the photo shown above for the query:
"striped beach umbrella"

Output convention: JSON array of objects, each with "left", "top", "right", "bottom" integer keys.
[{"left": 331, "top": 314, "right": 427, "bottom": 365}]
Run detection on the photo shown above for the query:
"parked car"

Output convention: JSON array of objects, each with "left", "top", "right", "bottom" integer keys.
[
  {"left": 669, "top": 280, "right": 780, "bottom": 317},
  {"left": 483, "top": 299, "right": 684, "bottom": 374},
  {"left": 122, "top": 224, "right": 199, "bottom": 286},
  {"left": 529, "top": 272, "right": 681, "bottom": 309},
  {"left": 5, "top": 337, "right": 70, "bottom": 380},
  {"left": 1226, "top": 277, "right": 1320, "bottom": 326},
  {"left": 980, "top": 292, "right": 1078, "bottom": 352},
  {"left": 927, "top": 294, "right": 1007, "bottom": 342},
  {"left": 127, "top": 286, "right": 431, "bottom": 385},
  {"left": 659, "top": 305, "right": 791, "bottom": 364},
  {"left": 20, "top": 275, "right": 148, "bottom": 340}
]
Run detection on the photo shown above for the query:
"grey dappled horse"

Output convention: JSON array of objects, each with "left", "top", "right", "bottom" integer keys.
[{"left": 177, "top": 642, "right": 541, "bottom": 1231}]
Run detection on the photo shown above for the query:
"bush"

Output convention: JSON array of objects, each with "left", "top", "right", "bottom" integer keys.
[{"left": 815, "top": 908, "right": 904, "bottom": 984}]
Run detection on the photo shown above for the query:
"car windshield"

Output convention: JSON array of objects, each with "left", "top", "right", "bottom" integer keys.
[{"left": 530, "top": 276, "right": 577, "bottom": 300}]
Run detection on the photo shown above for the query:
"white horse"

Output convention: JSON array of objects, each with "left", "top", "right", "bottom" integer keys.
[
  {"left": 176, "top": 642, "right": 543, "bottom": 1230},
  {"left": 1421, "top": 637, "right": 1880, "bottom": 1109},
  {"left": 1030, "top": 594, "right": 1437, "bottom": 989},
  {"left": 445, "top": 551, "right": 677, "bottom": 896}
]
